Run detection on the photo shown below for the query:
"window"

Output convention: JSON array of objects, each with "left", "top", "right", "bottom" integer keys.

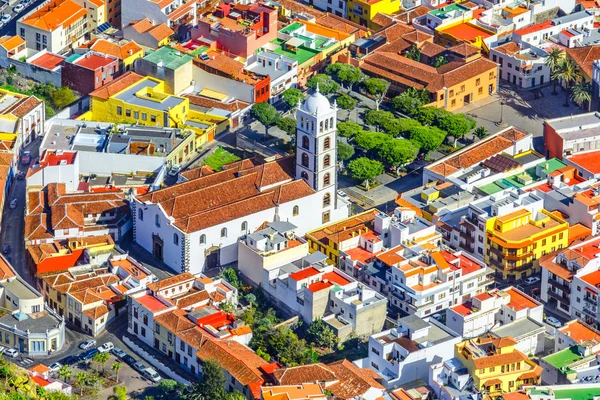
[
  {"left": 221, "top": 228, "right": 227, "bottom": 238},
  {"left": 323, "top": 137, "right": 331, "bottom": 150},
  {"left": 323, "top": 154, "right": 331, "bottom": 168},
  {"left": 478, "top": 87, "right": 483, "bottom": 95},
  {"left": 476, "top": 78, "right": 481, "bottom": 86},
  {"left": 126, "top": 109, "right": 131, "bottom": 117},
  {"left": 20, "top": 28, "right": 24, "bottom": 37},
  {"left": 142, "top": 113, "right": 147, "bottom": 121},
  {"left": 173, "top": 233, "right": 179, "bottom": 246},
  {"left": 293, "top": 205, "right": 299, "bottom": 216},
  {"left": 155, "top": 214, "right": 160, "bottom": 228},
  {"left": 141, "top": 327, "right": 146, "bottom": 337},
  {"left": 323, "top": 193, "right": 331, "bottom": 207},
  {"left": 156, "top": 324, "right": 161, "bottom": 334},
  {"left": 302, "top": 153, "right": 309, "bottom": 168},
  {"left": 302, "top": 136, "right": 309, "bottom": 149},
  {"left": 117, "top": 106, "right": 122, "bottom": 115},
  {"left": 151, "top": 115, "right": 157, "bottom": 123},
  {"left": 323, "top": 173, "right": 330, "bottom": 186},
  {"left": 322, "top": 211, "right": 331, "bottom": 224},
  {"left": 301, "top": 171, "right": 308, "bottom": 181},
  {"left": 200, "top": 234, "right": 206, "bottom": 244},
  {"left": 134, "top": 111, "right": 139, "bottom": 119},
  {"left": 138, "top": 208, "right": 143, "bottom": 221},
  {"left": 143, "top": 315, "right": 148, "bottom": 326}
]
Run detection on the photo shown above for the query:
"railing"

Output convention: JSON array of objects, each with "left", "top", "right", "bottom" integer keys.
[{"left": 548, "top": 277, "right": 571, "bottom": 294}]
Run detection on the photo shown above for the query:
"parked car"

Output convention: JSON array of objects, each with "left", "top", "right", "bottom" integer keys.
[
  {"left": 48, "top": 363, "right": 62, "bottom": 373},
  {"left": 9, "top": 199, "right": 17, "bottom": 209},
  {"left": 79, "top": 339, "right": 97, "bottom": 350},
  {"left": 133, "top": 362, "right": 146, "bottom": 374},
  {"left": 143, "top": 367, "right": 161, "bottom": 383},
  {"left": 1, "top": 14, "right": 12, "bottom": 24},
  {"left": 0, "top": 346, "right": 6, "bottom": 354},
  {"left": 168, "top": 164, "right": 181, "bottom": 176},
  {"left": 97, "top": 342, "right": 114, "bottom": 353},
  {"left": 111, "top": 348, "right": 127, "bottom": 359},
  {"left": 16, "top": 172, "right": 25, "bottom": 180},
  {"left": 81, "top": 349, "right": 99, "bottom": 360},
  {"left": 524, "top": 276, "right": 540, "bottom": 285},
  {"left": 59, "top": 355, "right": 80, "bottom": 365},
  {"left": 20, "top": 151, "right": 31, "bottom": 165},
  {"left": 2, "top": 245, "right": 9, "bottom": 254},
  {"left": 337, "top": 190, "right": 349, "bottom": 201},
  {"left": 122, "top": 354, "right": 136, "bottom": 366},
  {"left": 5, "top": 348, "right": 18, "bottom": 358},
  {"left": 13, "top": 4, "right": 24, "bottom": 12},
  {"left": 545, "top": 316, "right": 562, "bottom": 328}
]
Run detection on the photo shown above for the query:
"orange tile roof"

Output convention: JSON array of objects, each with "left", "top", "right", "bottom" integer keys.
[
  {"left": 582, "top": 270, "right": 600, "bottom": 287},
  {"left": 559, "top": 320, "right": 600, "bottom": 344},
  {"left": 0, "top": 35, "right": 25, "bottom": 51},
  {"left": 22, "top": 0, "right": 87, "bottom": 31},
  {"left": 441, "top": 23, "right": 492, "bottom": 41},
  {"left": 88, "top": 39, "right": 143, "bottom": 60},
  {"left": 327, "top": 359, "right": 384, "bottom": 398},
  {"left": 30, "top": 364, "right": 51, "bottom": 374},
  {"left": 29, "top": 53, "right": 65, "bottom": 70},
  {"left": 273, "top": 363, "right": 337, "bottom": 385},
  {"left": 147, "top": 272, "right": 195, "bottom": 292},
  {"left": 197, "top": 340, "right": 268, "bottom": 386},
  {"left": 568, "top": 150, "right": 600, "bottom": 174},
  {"left": 89, "top": 71, "right": 144, "bottom": 100},
  {"left": 505, "top": 288, "right": 539, "bottom": 311},
  {"left": 566, "top": 45, "right": 600, "bottom": 77}
]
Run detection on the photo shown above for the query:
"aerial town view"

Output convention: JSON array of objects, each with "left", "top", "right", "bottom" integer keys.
[{"left": 2, "top": 0, "right": 600, "bottom": 398}]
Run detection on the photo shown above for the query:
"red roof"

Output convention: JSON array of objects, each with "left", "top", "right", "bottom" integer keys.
[
  {"left": 308, "top": 280, "right": 333, "bottom": 292},
  {"left": 572, "top": 237, "right": 600, "bottom": 259},
  {"left": 29, "top": 53, "right": 65, "bottom": 70},
  {"left": 506, "top": 288, "right": 539, "bottom": 311},
  {"left": 515, "top": 20, "right": 552, "bottom": 36},
  {"left": 40, "top": 150, "right": 76, "bottom": 166},
  {"left": 568, "top": 150, "right": 600, "bottom": 174},
  {"left": 562, "top": 29, "right": 576, "bottom": 38},
  {"left": 289, "top": 267, "right": 320, "bottom": 281},
  {"left": 582, "top": 270, "right": 600, "bottom": 287},
  {"left": 75, "top": 53, "right": 116, "bottom": 70},
  {"left": 458, "top": 254, "right": 482, "bottom": 275},
  {"left": 31, "top": 375, "right": 51, "bottom": 387},
  {"left": 452, "top": 303, "right": 473, "bottom": 316},
  {"left": 136, "top": 294, "right": 170, "bottom": 313},
  {"left": 442, "top": 23, "right": 492, "bottom": 41},
  {"left": 34, "top": 248, "right": 84, "bottom": 274},
  {"left": 321, "top": 271, "right": 351, "bottom": 287}
]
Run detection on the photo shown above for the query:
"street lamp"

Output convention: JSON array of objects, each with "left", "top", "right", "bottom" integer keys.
[{"left": 496, "top": 100, "right": 507, "bottom": 127}]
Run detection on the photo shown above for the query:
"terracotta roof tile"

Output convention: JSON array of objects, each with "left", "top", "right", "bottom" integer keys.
[
  {"left": 21, "top": 0, "right": 86, "bottom": 31},
  {"left": 566, "top": 45, "right": 600, "bottom": 77},
  {"left": 273, "top": 363, "right": 337, "bottom": 385},
  {"left": 327, "top": 359, "right": 384, "bottom": 398},
  {"left": 147, "top": 272, "right": 196, "bottom": 292},
  {"left": 89, "top": 71, "right": 145, "bottom": 100},
  {"left": 88, "top": 39, "right": 143, "bottom": 61},
  {"left": 197, "top": 340, "right": 267, "bottom": 385}
]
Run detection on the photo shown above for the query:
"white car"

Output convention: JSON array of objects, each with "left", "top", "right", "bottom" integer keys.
[
  {"left": 524, "top": 276, "right": 540, "bottom": 285},
  {"left": 143, "top": 367, "right": 161, "bottom": 383},
  {"left": 13, "top": 4, "right": 24, "bottom": 12},
  {"left": 1, "top": 14, "right": 11, "bottom": 24},
  {"left": 48, "top": 363, "right": 62, "bottom": 373},
  {"left": 5, "top": 348, "right": 18, "bottom": 358},
  {"left": 168, "top": 164, "right": 181, "bottom": 177},
  {"left": 545, "top": 316, "right": 562, "bottom": 328},
  {"left": 97, "top": 342, "right": 114, "bottom": 353},
  {"left": 79, "top": 339, "right": 97, "bottom": 350}
]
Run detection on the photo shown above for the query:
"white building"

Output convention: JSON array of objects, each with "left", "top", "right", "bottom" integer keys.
[
  {"left": 132, "top": 88, "right": 349, "bottom": 274},
  {"left": 555, "top": 319, "right": 600, "bottom": 353},
  {"left": 245, "top": 51, "right": 298, "bottom": 104},
  {"left": 491, "top": 42, "right": 550, "bottom": 88},
  {"left": 512, "top": 11, "right": 594, "bottom": 49},
  {"left": 360, "top": 315, "right": 462, "bottom": 388}
]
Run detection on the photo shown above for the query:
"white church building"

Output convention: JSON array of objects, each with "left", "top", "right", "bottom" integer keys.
[{"left": 131, "top": 89, "right": 350, "bottom": 274}]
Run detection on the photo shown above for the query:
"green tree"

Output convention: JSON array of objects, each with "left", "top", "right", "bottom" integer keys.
[
  {"left": 354, "top": 131, "right": 391, "bottom": 152},
  {"left": 337, "top": 141, "right": 355, "bottom": 162},
  {"left": 186, "top": 359, "right": 227, "bottom": 400},
  {"left": 364, "top": 110, "right": 394, "bottom": 132},
  {"left": 307, "top": 74, "right": 339, "bottom": 95},
  {"left": 409, "top": 126, "right": 446, "bottom": 152},
  {"left": 392, "top": 88, "right": 430, "bottom": 116},
  {"left": 433, "top": 55, "right": 448, "bottom": 68},
  {"left": 221, "top": 267, "right": 240, "bottom": 288},
  {"left": 337, "top": 121, "right": 363, "bottom": 138},
  {"left": 415, "top": 106, "right": 443, "bottom": 126},
  {"left": 306, "top": 319, "right": 339, "bottom": 349},
  {"left": 276, "top": 117, "right": 296, "bottom": 136},
  {"left": 570, "top": 79, "right": 592, "bottom": 111},
  {"left": 363, "top": 78, "right": 390, "bottom": 110},
  {"left": 111, "top": 361, "right": 122, "bottom": 383},
  {"left": 92, "top": 351, "right": 110, "bottom": 373},
  {"left": 245, "top": 293, "right": 256, "bottom": 308},
  {"left": 57, "top": 365, "right": 72, "bottom": 383},
  {"left": 281, "top": 88, "right": 304, "bottom": 110},
  {"left": 553, "top": 58, "right": 580, "bottom": 107},
  {"left": 74, "top": 372, "right": 87, "bottom": 395},
  {"left": 378, "top": 139, "right": 419, "bottom": 174},
  {"left": 250, "top": 325, "right": 312, "bottom": 367},
  {"left": 474, "top": 126, "right": 488, "bottom": 139},
  {"left": 227, "top": 392, "right": 247, "bottom": 400},
  {"left": 0, "top": 364, "right": 13, "bottom": 386},
  {"left": 336, "top": 93, "right": 356, "bottom": 111},
  {"left": 50, "top": 87, "right": 76, "bottom": 109},
  {"left": 384, "top": 118, "right": 422, "bottom": 138},
  {"left": 347, "top": 157, "right": 384, "bottom": 190},
  {"left": 545, "top": 47, "right": 564, "bottom": 95},
  {"left": 251, "top": 102, "right": 280, "bottom": 136},
  {"left": 436, "top": 113, "right": 475, "bottom": 146},
  {"left": 405, "top": 44, "right": 421, "bottom": 61},
  {"left": 157, "top": 379, "right": 184, "bottom": 399},
  {"left": 326, "top": 63, "right": 363, "bottom": 91},
  {"left": 113, "top": 385, "right": 127, "bottom": 400}
]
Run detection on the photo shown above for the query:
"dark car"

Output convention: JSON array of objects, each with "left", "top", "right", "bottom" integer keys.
[
  {"left": 122, "top": 354, "right": 136, "bottom": 366},
  {"left": 81, "top": 349, "right": 99, "bottom": 360},
  {"left": 59, "top": 355, "right": 80, "bottom": 365},
  {"left": 16, "top": 172, "right": 25, "bottom": 180},
  {"left": 2, "top": 245, "right": 9, "bottom": 254}
]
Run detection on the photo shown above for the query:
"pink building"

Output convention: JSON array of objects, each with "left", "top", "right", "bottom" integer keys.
[{"left": 193, "top": 2, "right": 277, "bottom": 58}]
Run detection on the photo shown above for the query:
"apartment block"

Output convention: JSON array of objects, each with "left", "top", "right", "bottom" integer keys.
[
  {"left": 491, "top": 42, "right": 550, "bottom": 88},
  {"left": 0, "top": 88, "right": 45, "bottom": 151},
  {"left": 135, "top": 46, "right": 194, "bottom": 95},
  {"left": 543, "top": 112, "right": 600, "bottom": 160},
  {"left": 347, "top": 0, "right": 401, "bottom": 30},
  {"left": 61, "top": 52, "right": 119, "bottom": 95}
]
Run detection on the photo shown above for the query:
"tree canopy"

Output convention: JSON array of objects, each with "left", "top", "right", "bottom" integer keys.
[
  {"left": 392, "top": 88, "right": 430, "bottom": 116},
  {"left": 363, "top": 78, "right": 389, "bottom": 110},
  {"left": 409, "top": 126, "right": 447, "bottom": 152},
  {"left": 326, "top": 63, "right": 362, "bottom": 91},
  {"left": 336, "top": 93, "right": 357, "bottom": 110},
  {"left": 337, "top": 121, "right": 363, "bottom": 138},
  {"left": 348, "top": 157, "right": 384, "bottom": 189},
  {"left": 364, "top": 110, "right": 395, "bottom": 132},
  {"left": 378, "top": 138, "right": 419, "bottom": 167},
  {"left": 281, "top": 88, "right": 305, "bottom": 110},
  {"left": 337, "top": 141, "right": 355, "bottom": 161},
  {"left": 354, "top": 130, "right": 391, "bottom": 151},
  {"left": 276, "top": 117, "right": 297, "bottom": 136},
  {"left": 251, "top": 102, "right": 280, "bottom": 135},
  {"left": 186, "top": 359, "right": 227, "bottom": 400},
  {"left": 307, "top": 74, "right": 340, "bottom": 95},
  {"left": 306, "top": 319, "right": 339, "bottom": 349}
]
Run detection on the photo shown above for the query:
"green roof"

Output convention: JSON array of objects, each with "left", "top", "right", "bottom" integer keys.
[
  {"left": 429, "top": 3, "right": 469, "bottom": 17},
  {"left": 143, "top": 46, "right": 194, "bottom": 70},
  {"left": 269, "top": 38, "right": 321, "bottom": 65},
  {"left": 530, "top": 387, "right": 600, "bottom": 400},
  {"left": 66, "top": 54, "right": 82, "bottom": 63},
  {"left": 189, "top": 46, "right": 209, "bottom": 57},
  {"left": 539, "top": 157, "right": 567, "bottom": 174},
  {"left": 543, "top": 346, "right": 583, "bottom": 370},
  {"left": 477, "top": 158, "right": 566, "bottom": 195},
  {"left": 280, "top": 21, "right": 303, "bottom": 34}
]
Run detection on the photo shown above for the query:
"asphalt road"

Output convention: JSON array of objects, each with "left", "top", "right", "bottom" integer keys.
[{"left": 0, "top": 0, "right": 45, "bottom": 36}]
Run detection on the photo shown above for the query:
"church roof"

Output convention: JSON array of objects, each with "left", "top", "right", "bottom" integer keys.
[
  {"left": 300, "top": 86, "right": 334, "bottom": 116},
  {"left": 137, "top": 156, "right": 316, "bottom": 233}
]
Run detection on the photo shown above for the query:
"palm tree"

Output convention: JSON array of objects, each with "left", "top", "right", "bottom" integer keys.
[
  {"left": 570, "top": 79, "right": 592, "bottom": 111},
  {"left": 74, "top": 372, "right": 87, "bottom": 395},
  {"left": 57, "top": 365, "right": 72, "bottom": 383},
  {"left": 545, "top": 47, "right": 564, "bottom": 95},
  {"left": 93, "top": 351, "right": 110, "bottom": 373},
  {"left": 111, "top": 362, "right": 122, "bottom": 383},
  {"left": 553, "top": 58, "right": 580, "bottom": 107}
]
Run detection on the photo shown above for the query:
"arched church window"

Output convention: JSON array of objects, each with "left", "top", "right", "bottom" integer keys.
[
  {"left": 323, "top": 137, "right": 331, "bottom": 150},
  {"left": 323, "top": 173, "right": 331, "bottom": 186},
  {"left": 330, "top": 117, "right": 334, "bottom": 128},
  {"left": 323, "top": 193, "right": 331, "bottom": 207},
  {"left": 301, "top": 171, "right": 309, "bottom": 181},
  {"left": 241, "top": 221, "right": 248, "bottom": 232},
  {"left": 293, "top": 205, "right": 299, "bottom": 216},
  {"left": 319, "top": 121, "right": 324, "bottom": 133},
  {"left": 325, "top": 119, "right": 329, "bottom": 130},
  {"left": 302, "top": 153, "right": 309, "bottom": 168},
  {"left": 302, "top": 136, "right": 310, "bottom": 150},
  {"left": 300, "top": 116, "right": 304, "bottom": 129},
  {"left": 200, "top": 234, "right": 206, "bottom": 244},
  {"left": 323, "top": 154, "right": 331, "bottom": 168}
]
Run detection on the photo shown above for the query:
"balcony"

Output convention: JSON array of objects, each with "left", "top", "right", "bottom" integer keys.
[
  {"left": 548, "top": 290, "right": 569, "bottom": 303},
  {"left": 548, "top": 277, "right": 571, "bottom": 294},
  {"left": 583, "top": 303, "right": 597, "bottom": 317}
]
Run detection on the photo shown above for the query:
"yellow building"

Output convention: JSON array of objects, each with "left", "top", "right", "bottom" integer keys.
[
  {"left": 485, "top": 208, "right": 569, "bottom": 280},
  {"left": 306, "top": 209, "right": 381, "bottom": 265},
  {"left": 347, "top": 0, "right": 401, "bottom": 30},
  {"left": 82, "top": 38, "right": 144, "bottom": 72},
  {"left": 84, "top": 72, "right": 226, "bottom": 152},
  {"left": 455, "top": 336, "right": 542, "bottom": 396}
]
